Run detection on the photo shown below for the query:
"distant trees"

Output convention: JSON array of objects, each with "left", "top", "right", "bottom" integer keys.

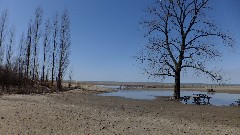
[
  {"left": 0, "top": 7, "right": 72, "bottom": 94},
  {"left": 136, "top": 0, "right": 235, "bottom": 99}
]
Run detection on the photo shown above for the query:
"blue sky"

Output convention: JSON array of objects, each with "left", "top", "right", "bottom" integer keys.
[{"left": 0, "top": 0, "right": 239, "bottom": 84}]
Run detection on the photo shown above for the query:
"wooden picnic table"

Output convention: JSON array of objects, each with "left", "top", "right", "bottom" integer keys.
[
  {"left": 192, "top": 94, "right": 212, "bottom": 105},
  {"left": 181, "top": 94, "right": 212, "bottom": 105},
  {"left": 235, "top": 99, "right": 240, "bottom": 106},
  {"left": 182, "top": 96, "right": 191, "bottom": 103}
]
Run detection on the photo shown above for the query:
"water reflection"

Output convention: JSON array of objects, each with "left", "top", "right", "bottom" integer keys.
[{"left": 98, "top": 89, "right": 240, "bottom": 107}]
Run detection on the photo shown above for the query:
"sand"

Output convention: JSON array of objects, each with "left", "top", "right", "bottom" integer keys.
[{"left": 0, "top": 85, "right": 239, "bottom": 134}]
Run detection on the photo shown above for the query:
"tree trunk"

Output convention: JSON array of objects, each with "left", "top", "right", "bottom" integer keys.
[
  {"left": 42, "top": 65, "right": 45, "bottom": 82},
  {"left": 174, "top": 71, "right": 181, "bottom": 99},
  {"left": 32, "top": 49, "right": 36, "bottom": 81},
  {"left": 52, "top": 52, "right": 55, "bottom": 85},
  {"left": 57, "top": 72, "right": 62, "bottom": 92},
  {"left": 42, "top": 47, "right": 46, "bottom": 82}
]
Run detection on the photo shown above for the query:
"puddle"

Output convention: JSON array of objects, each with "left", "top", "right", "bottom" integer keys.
[{"left": 98, "top": 89, "right": 240, "bottom": 106}]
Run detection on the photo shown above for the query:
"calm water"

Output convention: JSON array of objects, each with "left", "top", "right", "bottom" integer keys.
[{"left": 98, "top": 89, "right": 240, "bottom": 106}]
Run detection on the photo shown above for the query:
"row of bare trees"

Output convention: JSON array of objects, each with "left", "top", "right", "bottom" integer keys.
[{"left": 0, "top": 7, "right": 71, "bottom": 94}]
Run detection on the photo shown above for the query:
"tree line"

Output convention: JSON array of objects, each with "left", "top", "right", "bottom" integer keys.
[{"left": 0, "top": 7, "right": 71, "bottom": 94}]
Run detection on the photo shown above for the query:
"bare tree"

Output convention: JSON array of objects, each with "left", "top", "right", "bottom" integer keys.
[
  {"left": 32, "top": 6, "right": 43, "bottom": 81},
  {"left": 57, "top": 10, "right": 71, "bottom": 91},
  {"left": 136, "top": 0, "right": 235, "bottom": 99},
  {"left": 6, "top": 26, "right": 15, "bottom": 69},
  {"left": 0, "top": 10, "right": 8, "bottom": 92},
  {"left": 4, "top": 26, "right": 15, "bottom": 91},
  {"left": 0, "top": 10, "right": 8, "bottom": 65},
  {"left": 17, "top": 33, "right": 26, "bottom": 86},
  {"left": 42, "top": 19, "right": 51, "bottom": 82},
  {"left": 25, "top": 20, "right": 32, "bottom": 80},
  {"left": 51, "top": 13, "right": 59, "bottom": 85}
]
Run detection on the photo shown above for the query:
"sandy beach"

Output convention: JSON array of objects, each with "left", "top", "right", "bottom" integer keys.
[{"left": 0, "top": 85, "right": 239, "bottom": 134}]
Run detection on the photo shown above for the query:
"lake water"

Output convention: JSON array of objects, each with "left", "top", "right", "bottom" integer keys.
[{"left": 98, "top": 89, "right": 240, "bottom": 106}]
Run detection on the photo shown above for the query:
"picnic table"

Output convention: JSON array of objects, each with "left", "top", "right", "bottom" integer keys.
[
  {"left": 235, "top": 99, "right": 240, "bottom": 106},
  {"left": 192, "top": 94, "right": 212, "bottom": 105},
  {"left": 182, "top": 96, "right": 191, "bottom": 103},
  {"left": 182, "top": 94, "right": 212, "bottom": 105}
]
